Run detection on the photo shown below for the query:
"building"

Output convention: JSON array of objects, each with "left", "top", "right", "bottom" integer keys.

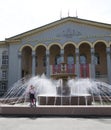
[{"left": 0, "top": 17, "right": 111, "bottom": 96}]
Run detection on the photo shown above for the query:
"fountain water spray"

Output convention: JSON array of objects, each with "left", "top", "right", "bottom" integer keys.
[{"left": 0, "top": 74, "right": 111, "bottom": 106}]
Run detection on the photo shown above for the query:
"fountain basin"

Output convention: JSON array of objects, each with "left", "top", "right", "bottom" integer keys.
[
  {"left": 38, "top": 94, "right": 92, "bottom": 105},
  {"left": 1, "top": 106, "right": 111, "bottom": 117}
]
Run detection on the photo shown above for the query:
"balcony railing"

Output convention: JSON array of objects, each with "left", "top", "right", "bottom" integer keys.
[
  {"left": 50, "top": 64, "right": 91, "bottom": 78},
  {"left": 50, "top": 64, "right": 75, "bottom": 74}
]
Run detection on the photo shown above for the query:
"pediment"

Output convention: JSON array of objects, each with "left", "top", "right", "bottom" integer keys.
[{"left": 6, "top": 17, "right": 111, "bottom": 41}]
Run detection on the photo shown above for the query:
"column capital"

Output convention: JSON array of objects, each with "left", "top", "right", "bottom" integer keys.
[
  {"left": 60, "top": 49, "right": 64, "bottom": 54},
  {"left": 106, "top": 47, "right": 111, "bottom": 54},
  {"left": 75, "top": 48, "right": 79, "bottom": 56},
  {"left": 32, "top": 51, "right": 36, "bottom": 57},
  {"left": 75, "top": 48, "right": 79, "bottom": 52},
  {"left": 91, "top": 48, "right": 95, "bottom": 55},
  {"left": 46, "top": 50, "right": 50, "bottom": 56},
  {"left": 18, "top": 52, "right": 22, "bottom": 57},
  {"left": 60, "top": 49, "right": 64, "bottom": 63}
]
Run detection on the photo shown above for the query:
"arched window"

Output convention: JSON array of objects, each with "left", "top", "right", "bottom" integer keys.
[
  {"left": 80, "top": 55, "right": 87, "bottom": 64},
  {"left": 55, "top": 55, "right": 61, "bottom": 65},
  {"left": 67, "top": 55, "right": 74, "bottom": 64}
]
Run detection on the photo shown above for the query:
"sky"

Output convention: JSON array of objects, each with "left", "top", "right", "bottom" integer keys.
[{"left": 0, "top": 0, "right": 111, "bottom": 40}]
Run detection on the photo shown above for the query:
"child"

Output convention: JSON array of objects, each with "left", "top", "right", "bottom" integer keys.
[{"left": 29, "top": 85, "right": 36, "bottom": 107}]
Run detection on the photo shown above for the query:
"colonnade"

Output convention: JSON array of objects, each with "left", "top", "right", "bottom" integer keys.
[{"left": 18, "top": 47, "right": 111, "bottom": 84}]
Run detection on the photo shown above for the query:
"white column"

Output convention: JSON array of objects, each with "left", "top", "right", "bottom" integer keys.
[
  {"left": 91, "top": 48, "right": 95, "bottom": 79},
  {"left": 46, "top": 50, "right": 50, "bottom": 78},
  {"left": 60, "top": 49, "right": 64, "bottom": 63},
  {"left": 32, "top": 51, "right": 36, "bottom": 76},
  {"left": 18, "top": 52, "right": 22, "bottom": 79},
  {"left": 106, "top": 47, "right": 111, "bottom": 84},
  {"left": 75, "top": 48, "right": 80, "bottom": 78}
]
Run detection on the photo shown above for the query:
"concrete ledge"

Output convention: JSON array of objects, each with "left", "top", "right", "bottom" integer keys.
[{"left": 0, "top": 106, "right": 111, "bottom": 117}]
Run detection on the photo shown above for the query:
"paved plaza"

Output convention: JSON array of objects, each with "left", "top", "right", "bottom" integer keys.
[{"left": 0, "top": 116, "right": 111, "bottom": 130}]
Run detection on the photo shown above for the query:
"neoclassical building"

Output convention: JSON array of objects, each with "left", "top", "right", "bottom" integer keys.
[{"left": 0, "top": 17, "right": 111, "bottom": 96}]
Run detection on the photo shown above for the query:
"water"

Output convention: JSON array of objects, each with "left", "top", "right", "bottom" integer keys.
[
  {"left": 68, "top": 78, "right": 111, "bottom": 105},
  {"left": 1, "top": 75, "right": 57, "bottom": 105},
  {"left": 1, "top": 75, "right": 111, "bottom": 106}
]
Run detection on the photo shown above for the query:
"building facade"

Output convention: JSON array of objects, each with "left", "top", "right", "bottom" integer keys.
[{"left": 0, "top": 17, "right": 111, "bottom": 96}]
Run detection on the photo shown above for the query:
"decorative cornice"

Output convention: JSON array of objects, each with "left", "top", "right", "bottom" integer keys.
[
  {"left": 0, "top": 41, "right": 6, "bottom": 46},
  {"left": 5, "top": 39, "right": 20, "bottom": 44}
]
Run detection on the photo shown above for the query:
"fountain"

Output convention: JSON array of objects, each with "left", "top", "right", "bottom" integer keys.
[
  {"left": 38, "top": 63, "right": 91, "bottom": 105},
  {"left": 0, "top": 63, "right": 111, "bottom": 116}
]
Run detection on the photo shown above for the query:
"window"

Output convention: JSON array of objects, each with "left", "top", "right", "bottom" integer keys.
[
  {"left": 2, "top": 51, "right": 8, "bottom": 65},
  {"left": 80, "top": 55, "right": 87, "bottom": 64},
  {"left": 1, "top": 82, "right": 7, "bottom": 90},
  {"left": 55, "top": 55, "right": 61, "bottom": 65},
  {"left": 2, "top": 70, "right": 7, "bottom": 79},
  {"left": 67, "top": 55, "right": 74, "bottom": 64},
  {"left": 95, "top": 53, "right": 100, "bottom": 65}
]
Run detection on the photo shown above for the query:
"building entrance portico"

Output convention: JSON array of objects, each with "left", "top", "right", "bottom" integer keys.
[{"left": 19, "top": 40, "right": 110, "bottom": 84}]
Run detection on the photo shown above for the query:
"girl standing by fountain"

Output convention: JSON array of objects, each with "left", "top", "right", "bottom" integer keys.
[{"left": 29, "top": 85, "right": 36, "bottom": 107}]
